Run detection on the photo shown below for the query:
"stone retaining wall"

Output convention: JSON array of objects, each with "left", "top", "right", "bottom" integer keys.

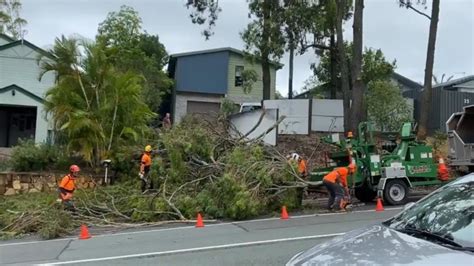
[{"left": 0, "top": 172, "right": 104, "bottom": 196}]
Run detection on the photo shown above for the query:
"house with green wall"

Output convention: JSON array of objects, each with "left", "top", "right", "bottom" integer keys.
[
  {"left": 0, "top": 34, "right": 55, "bottom": 148},
  {"left": 168, "top": 47, "right": 283, "bottom": 123}
]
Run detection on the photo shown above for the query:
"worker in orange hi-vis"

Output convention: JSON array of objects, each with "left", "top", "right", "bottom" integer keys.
[
  {"left": 288, "top": 153, "right": 308, "bottom": 179},
  {"left": 58, "top": 165, "right": 80, "bottom": 210},
  {"left": 322, "top": 163, "right": 356, "bottom": 211},
  {"left": 139, "top": 145, "right": 153, "bottom": 193}
]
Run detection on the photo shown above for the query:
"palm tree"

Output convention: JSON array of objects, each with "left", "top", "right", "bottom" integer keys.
[
  {"left": 432, "top": 73, "right": 454, "bottom": 85},
  {"left": 39, "top": 36, "right": 155, "bottom": 166}
]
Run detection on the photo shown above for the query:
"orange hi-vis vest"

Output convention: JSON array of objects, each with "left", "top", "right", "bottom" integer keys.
[
  {"left": 323, "top": 167, "right": 349, "bottom": 187},
  {"left": 59, "top": 174, "right": 76, "bottom": 200},
  {"left": 298, "top": 159, "right": 308, "bottom": 176},
  {"left": 141, "top": 152, "right": 152, "bottom": 173}
]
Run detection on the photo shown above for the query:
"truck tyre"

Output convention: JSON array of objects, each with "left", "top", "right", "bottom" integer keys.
[
  {"left": 384, "top": 180, "right": 409, "bottom": 205},
  {"left": 355, "top": 184, "right": 377, "bottom": 202}
]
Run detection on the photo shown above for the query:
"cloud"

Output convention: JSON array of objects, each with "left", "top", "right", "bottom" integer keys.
[{"left": 19, "top": 0, "right": 473, "bottom": 95}]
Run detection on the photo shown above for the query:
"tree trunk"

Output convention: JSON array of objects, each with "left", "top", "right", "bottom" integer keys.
[
  {"left": 417, "top": 0, "right": 440, "bottom": 140},
  {"left": 336, "top": 0, "right": 351, "bottom": 132},
  {"left": 261, "top": 0, "right": 272, "bottom": 100},
  {"left": 350, "top": 0, "right": 364, "bottom": 133},
  {"left": 288, "top": 40, "right": 294, "bottom": 99},
  {"left": 329, "top": 32, "right": 337, "bottom": 99}
]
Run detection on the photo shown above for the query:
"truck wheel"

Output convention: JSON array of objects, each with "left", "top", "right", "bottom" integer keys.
[
  {"left": 384, "top": 180, "right": 408, "bottom": 205},
  {"left": 355, "top": 184, "right": 377, "bottom": 202}
]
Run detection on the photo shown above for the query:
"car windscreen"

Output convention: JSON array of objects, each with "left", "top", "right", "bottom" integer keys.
[{"left": 384, "top": 181, "right": 473, "bottom": 248}]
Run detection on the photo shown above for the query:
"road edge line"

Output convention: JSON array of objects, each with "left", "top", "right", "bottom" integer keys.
[
  {"left": 0, "top": 207, "right": 401, "bottom": 247},
  {"left": 40, "top": 233, "right": 346, "bottom": 265}
]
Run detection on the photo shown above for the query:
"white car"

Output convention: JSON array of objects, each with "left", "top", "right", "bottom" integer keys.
[
  {"left": 239, "top": 102, "right": 261, "bottom": 113},
  {"left": 287, "top": 173, "right": 474, "bottom": 265}
]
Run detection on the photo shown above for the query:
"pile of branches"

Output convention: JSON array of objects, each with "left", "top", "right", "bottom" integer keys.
[{"left": 1, "top": 115, "right": 310, "bottom": 239}]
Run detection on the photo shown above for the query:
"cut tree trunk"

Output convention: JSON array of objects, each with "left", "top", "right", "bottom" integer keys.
[
  {"left": 288, "top": 42, "right": 294, "bottom": 99},
  {"left": 329, "top": 32, "right": 337, "bottom": 99},
  {"left": 336, "top": 0, "right": 351, "bottom": 131},
  {"left": 261, "top": 0, "right": 272, "bottom": 100},
  {"left": 417, "top": 0, "right": 440, "bottom": 140},
  {"left": 350, "top": 0, "right": 365, "bottom": 132}
]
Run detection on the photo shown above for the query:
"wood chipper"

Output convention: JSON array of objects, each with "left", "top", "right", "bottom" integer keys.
[
  {"left": 446, "top": 104, "right": 474, "bottom": 173},
  {"left": 309, "top": 122, "right": 448, "bottom": 205}
]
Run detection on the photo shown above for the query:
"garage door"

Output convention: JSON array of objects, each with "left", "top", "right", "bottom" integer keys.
[{"left": 186, "top": 101, "right": 220, "bottom": 118}]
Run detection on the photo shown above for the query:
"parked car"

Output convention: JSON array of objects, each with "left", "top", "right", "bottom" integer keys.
[
  {"left": 239, "top": 102, "right": 261, "bottom": 113},
  {"left": 286, "top": 173, "right": 474, "bottom": 266}
]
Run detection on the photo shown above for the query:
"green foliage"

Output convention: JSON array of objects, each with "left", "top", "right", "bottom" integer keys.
[
  {"left": 313, "top": 43, "right": 396, "bottom": 95},
  {"left": 185, "top": 0, "right": 222, "bottom": 39},
  {"left": 428, "top": 131, "right": 448, "bottom": 158},
  {"left": 160, "top": 118, "right": 214, "bottom": 183},
  {"left": 240, "top": 1, "right": 285, "bottom": 62},
  {"left": 9, "top": 139, "right": 73, "bottom": 171},
  {"left": 96, "top": 5, "right": 173, "bottom": 125},
  {"left": 220, "top": 98, "right": 238, "bottom": 117},
  {"left": 241, "top": 69, "right": 259, "bottom": 94},
  {"left": 158, "top": 119, "right": 302, "bottom": 220},
  {"left": 1, "top": 119, "right": 304, "bottom": 240},
  {"left": 431, "top": 131, "right": 447, "bottom": 150},
  {"left": 39, "top": 36, "right": 155, "bottom": 166},
  {"left": 361, "top": 48, "right": 396, "bottom": 84},
  {"left": 0, "top": 192, "right": 76, "bottom": 240},
  {"left": 0, "top": 158, "right": 9, "bottom": 171},
  {"left": 97, "top": 5, "right": 142, "bottom": 49},
  {"left": 366, "top": 80, "right": 412, "bottom": 131},
  {"left": 0, "top": 0, "right": 27, "bottom": 38},
  {"left": 38, "top": 208, "right": 74, "bottom": 239}
]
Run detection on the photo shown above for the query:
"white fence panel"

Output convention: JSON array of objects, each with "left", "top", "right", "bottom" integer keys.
[
  {"left": 264, "top": 99, "right": 310, "bottom": 135},
  {"left": 229, "top": 108, "right": 278, "bottom": 146},
  {"left": 312, "top": 99, "right": 344, "bottom": 132}
]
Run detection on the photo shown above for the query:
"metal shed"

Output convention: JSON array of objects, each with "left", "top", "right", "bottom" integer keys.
[{"left": 427, "top": 76, "right": 474, "bottom": 133}]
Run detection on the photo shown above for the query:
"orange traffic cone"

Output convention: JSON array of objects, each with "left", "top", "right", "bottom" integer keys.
[
  {"left": 437, "top": 158, "right": 449, "bottom": 181},
  {"left": 281, "top": 206, "right": 289, "bottom": 220},
  {"left": 195, "top": 213, "right": 204, "bottom": 228},
  {"left": 375, "top": 198, "right": 384, "bottom": 212},
  {"left": 79, "top": 224, "right": 91, "bottom": 240}
]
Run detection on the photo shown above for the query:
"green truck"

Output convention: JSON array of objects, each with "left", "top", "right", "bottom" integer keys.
[{"left": 310, "top": 122, "right": 445, "bottom": 205}]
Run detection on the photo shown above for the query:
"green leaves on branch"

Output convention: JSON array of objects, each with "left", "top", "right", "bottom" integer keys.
[
  {"left": 40, "top": 36, "right": 155, "bottom": 165},
  {"left": 97, "top": 5, "right": 142, "bottom": 49},
  {"left": 185, "top": 0, "right": 222, "bottom": 39},
  {"left": 311, "top": 43, "right": 396, "bottom": 97},
  {"left": 366, "top": 80, "right": 412, "bottom": 131},
  {"left": 0, "top": 0, "right": 27, "bottom": 38},
  {"left": 241, "top": 69, "right": 259, "bottom": 94},
  {"left": 96, "top": 6, "right": 173, "bottom": 124}
]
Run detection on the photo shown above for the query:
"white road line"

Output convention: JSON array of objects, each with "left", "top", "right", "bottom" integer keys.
[
  {"left": 0, "top": 207, "right": 402, "bottom": 247},
  {"left": 40, "top": 232, "right": 346, "bottom": 265}
]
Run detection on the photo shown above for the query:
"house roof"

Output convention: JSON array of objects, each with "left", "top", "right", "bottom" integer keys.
[
  {"left": 0, "top": 33, "right": 16, "bottom": 43},
  {"left": 433, "top": 75, "right": 474, "bottom": 90},
  {"left": 0, "top": 37, "right": 53, "bottom": 59},
  {"left": 0, "top": 84, "right": 44, "bottom": 104},
  {"left": 169, "top": 47, "right": 284, "bottom": 68},
  {"left": 391, "top": 72, "right": 422, "bottom": 90}
]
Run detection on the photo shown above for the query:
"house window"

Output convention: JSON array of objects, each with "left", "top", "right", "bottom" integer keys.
[{"left": 235, "top": 66, "right": 244, "bottom": 87}]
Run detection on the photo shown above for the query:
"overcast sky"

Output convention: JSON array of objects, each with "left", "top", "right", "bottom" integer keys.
[{"left": 20, "top": 0, "right": 474, "bottom": 96}]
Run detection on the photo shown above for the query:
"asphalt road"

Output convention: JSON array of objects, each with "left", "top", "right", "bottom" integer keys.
[{"left": 0, "top": 207, "right": 403, "bottom": 265}]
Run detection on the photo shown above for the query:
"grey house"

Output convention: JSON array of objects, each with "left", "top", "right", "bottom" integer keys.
[
  {"left": 427, "top": 76, "right": 474, "bottom": 133},
  {"left": 0, "top": 34, "right": 55, "bottom": 147},
  {"left": 168, "top": 48, "right": 282, "bottom": 123},
  {"left": 398, "top": 74, "right": 474, "bottom": 133}
]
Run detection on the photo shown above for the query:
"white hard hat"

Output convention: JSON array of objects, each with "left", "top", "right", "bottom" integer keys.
[{"left": 290, "top": 153, "right": 300, "bottom": 161}]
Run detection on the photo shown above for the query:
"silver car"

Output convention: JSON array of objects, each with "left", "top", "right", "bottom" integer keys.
[{"left": 287, "top": 173, "right": 474, "bottom": 266}]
